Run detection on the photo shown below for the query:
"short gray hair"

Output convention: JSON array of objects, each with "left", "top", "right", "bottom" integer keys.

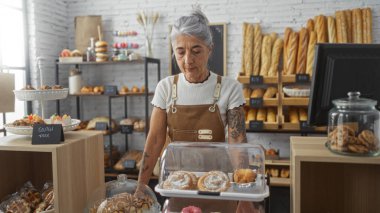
[{"left": 171, "top": 9, "right": 213, "bottom": 47}]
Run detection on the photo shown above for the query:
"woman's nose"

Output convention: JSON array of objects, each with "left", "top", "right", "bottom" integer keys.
[{"left": 184, "top": 52, "right": 194, "bottom": 64}]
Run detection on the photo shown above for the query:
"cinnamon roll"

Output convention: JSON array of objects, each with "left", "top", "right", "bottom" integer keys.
[
  {"left": 197, "top": 171, "right": 230, "bottom": 192},
  {"left": 163, "top": 171, "right": 197, "bottom": 190}
]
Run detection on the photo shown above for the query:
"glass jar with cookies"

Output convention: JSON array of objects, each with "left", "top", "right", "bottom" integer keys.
[{"left": 327, "top": 91, "right": 380, "bottom": 156}]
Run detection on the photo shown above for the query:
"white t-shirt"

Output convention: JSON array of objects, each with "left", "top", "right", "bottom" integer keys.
[{"left": 151, "top": 72, "right": 245, "bottom": 126}]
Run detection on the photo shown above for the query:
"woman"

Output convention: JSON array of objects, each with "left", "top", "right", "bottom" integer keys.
[{"left": 136, "top": 9, "right": 256, "bottom": 213}]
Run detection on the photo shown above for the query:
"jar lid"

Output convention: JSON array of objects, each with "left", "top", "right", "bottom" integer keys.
[
  {"left": 332, "top": 91, "right": 377, "bottom": 107},
  {"left": 69, "top": 68, "right": 81, "bottom": 76}
]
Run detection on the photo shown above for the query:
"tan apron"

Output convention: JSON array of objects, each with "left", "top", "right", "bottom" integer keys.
[{"left": 165, "top": 75, "right": 237, "bottom": 213}]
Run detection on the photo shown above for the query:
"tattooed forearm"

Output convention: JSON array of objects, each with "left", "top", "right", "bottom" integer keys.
[{"left": 227, "top": 106, "right": 247, "bottom": 143}]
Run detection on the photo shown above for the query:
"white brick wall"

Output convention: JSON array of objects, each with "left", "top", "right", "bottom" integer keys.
[{"left": 30, "top": 0, "right": 380, "bottom": 156}]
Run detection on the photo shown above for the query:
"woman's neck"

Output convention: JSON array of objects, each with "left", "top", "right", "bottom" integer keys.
[{"left": 184, "top": 70, "right": 210, "bottom": 83}]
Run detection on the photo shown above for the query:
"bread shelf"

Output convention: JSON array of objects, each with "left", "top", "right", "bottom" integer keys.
[
  {"left": 270, "top": 177, "right": 291, "bottom": 187},
  {"left": 281, "top": 93, "right": 309, "bottom": 106},
  {"left": 245, "top": 97, "right": 279, "bottom": 107},
  {"left": 238, "top": 75, "right": 279, "bottom": 84},
  {"left": 57, "top": 59, "right": 144, "bottom": 65},
  {"left": 281, "top": 74, "right": 311, "bottom": 84},
  {"left": 245, "top": 121, "right": 279, "bottom": 130},
  {"left": 265, "top": 159, "right": 290, "bottom": 166},
  {"left": 70, "top": 92, "right": 154, "bottom": 97}
]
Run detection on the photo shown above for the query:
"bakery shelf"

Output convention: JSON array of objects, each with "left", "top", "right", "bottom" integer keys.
[
  {"left": 245, "top": 96, "right": 279, "bottom": 107},
  {"left": 245, "top": 121, "right": 279, "bottom": 131},
  {"left": 281, "top": 93, "right": 310, "bottom": 106},
  {"left": 269, "top": 177, "right": 291, "bottom": 187},
  {"left": 265, "top": 159, "right": 290, "bottom": 166},
  {"left": 57, "top": 59, "right": 145, "bottom": 65},
  {"left": 281, "top": 74, "right": 311, "bottom": 84},
  {"left": 70, "top": 92, "right": 154, "bottom": 97},
  {"left": 238, "top": 75, "right": 279, "bottom": 84}
]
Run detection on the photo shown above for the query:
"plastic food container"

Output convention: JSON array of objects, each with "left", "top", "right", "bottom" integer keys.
[
  {"left": 327, "top": 91, "right": 380, "bottom": 156},
  {"left": 155, "top": 142, "right": 269, "bottom": 203}
]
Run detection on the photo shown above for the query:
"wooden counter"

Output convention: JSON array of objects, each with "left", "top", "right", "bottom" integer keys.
[
  {"left": 290, "top": 136, "right": 380, "bottom": 213},
  {"left": 0, "top": 131, "right": 105, "bottom": 213}
]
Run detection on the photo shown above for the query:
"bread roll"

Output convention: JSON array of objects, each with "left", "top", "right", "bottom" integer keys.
[
  {"left": 240, "top": 23, "right": 248, "bottom": 74},
  {"left": 269, "top": 32, "right": 277, "bottom": 43},
  {"left": 362, "top": 8, "right": 372, "bottom": 44},
  {"left": 289, "top": 107, "right": 299, "bottom": 123},
  {"left": 256, "top": 108, "right": 267, "bottom": 122},
  {"left": 352, "top": 9, "right": 363, "bottom": 43},
  {"left": 251, "top": 88, "right": 265, "bottom": 98},
  {"left": 296, "top": 28, "right": 309, "bottom": 74},
  {"left": 306, "top": 31, "right": 317, "bottom": 77},
  {"left": 253, "top": 24, "right": 262, "bottom": 76},
  {"left": 335, "top": 11, "right": 348, "bottom": 43},
  {"left": 306, "top": 19, "right": 315, "bottom": 33},
  {"left": 260, "top": 35, "right": 272, "bottom": 76},
  {"left": 344, "top": 10, "right": 353, "bottom": 43},
  {"left": 268, "top": 38, "right": 283, "bottom": 77},
  {"left": 267, "top": 108, "right": 277, "bottom": 123},
  {"left": 299, "top": 108, "right": 308, "bottom": 121},
  {"left": 286, "top": 32, "right": 299, "bottom": 75},
  {"left": 264, "top": 87, "right": 278, "bottom": 98},
  {"left": 247, "top": 109, "right": 257, "bottom": 121},
  {"left": 315, "top": 15, "right": 327, "bottom": 43},
  {"left": 327, "top": 16, "right": 337, "bottom": 43},
  {"left": 283, "top": 28, "right": 293, "bottom": 75},
  {"left": 244, "top": 24, "right": 254, "bottom": 76},
  {"left": 243, "top": 88, "right": 251, "bottom": 99}
]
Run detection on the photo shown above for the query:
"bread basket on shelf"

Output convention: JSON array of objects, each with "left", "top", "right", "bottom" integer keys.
[
  {"left": 4, "top": 119, "right": 80, "bottom": 136},
  {"left": 283, "top": 85, "right": 310, "bottom": 97},
  {"left": 13, "top": 89, "right": 69, "bottom": 101}
]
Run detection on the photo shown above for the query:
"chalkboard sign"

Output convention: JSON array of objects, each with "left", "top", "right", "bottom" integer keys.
[
  {"left": 104, "top": 85, "right": 118, "bottom": 96},
  {"left": 32, "top": 124, "right": 64, "bottom": 145},
  {"left": 170, "top": 23, "right": 227, "bottom": 76}
]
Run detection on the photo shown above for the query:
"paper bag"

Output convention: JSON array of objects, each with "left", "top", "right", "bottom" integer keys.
[
  {"left": 0, "top": 73, "right": 15, "bottom": 112},
  {"left": 75, "top": 16, "right": 102, "bottom": 53}
]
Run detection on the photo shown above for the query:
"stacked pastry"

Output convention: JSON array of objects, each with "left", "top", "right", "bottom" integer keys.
[
  {"left": 288, "top": 107, "right": 308, "bottom": 123},
  {"left": 246, "top": 107, "right": 277, "bottom": 123},
  {"left": 95, "top": 40, "right": 109, "bottom": 62}
]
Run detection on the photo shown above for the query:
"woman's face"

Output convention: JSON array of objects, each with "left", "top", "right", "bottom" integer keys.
[{"left": 173, "top": 35, "right": 211, "bottom": 83}]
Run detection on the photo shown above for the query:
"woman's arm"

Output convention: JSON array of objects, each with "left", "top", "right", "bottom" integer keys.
[
  {"left": 137, "top": 107, "right": 168, "bottom": 185},
  {"left": 227, "top": 106, "right": 247, "bottom": 143}
]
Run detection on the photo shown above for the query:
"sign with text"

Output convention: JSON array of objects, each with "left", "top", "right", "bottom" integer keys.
[
  {"left": 300, "top": 121, "right": 314, "bottom": 132},
  {"left": 32, "top": 124, "right": 64, "bottom": 145},
  {"left": 95, "top": 122, "right": 108, "bottom": 130},
  {"left": 250, "top": 98, "right": 263, "bottom": 108},
  {"left": 250, "top": 75, "right": 264, "bottom": 85},
  {"left": 123, "top": 160, "right": 136, "bottom": 169},
  {"left": 120, "top": 125, "right": 134, "bottom": 134},
  {"left": 249, "top": 121, "right": 264, "bottom": 131},
  {"left": 296, "top": 74, "right": 310, "bottom": 83},
  {"left": 104, "top": 85, "right": 118, "bottom": 96}
]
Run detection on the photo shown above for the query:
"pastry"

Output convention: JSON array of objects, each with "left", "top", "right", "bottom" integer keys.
[
  {"left": 250, "top": 88, "right": 264, "bottom": 98},
  {"left": 71, "top": 49, "right": 82, "bottom": 57},
  {"left": 51, "top": 85, "right": 63, "bottom": 90},
  {"left": 344, "top": 10, "right": 353, "bottom": 43},
  {"left": 120, "top": 118, "right": 138, "bottom": 125},
  {"left": 263, "top": 87, "right": 277, "bottom": 98},
  {"left": 315, "top": 15, "right": 327, "bottom": 43},
  {"left": 5, "top": 196, "right": 31, "bottom": 213},
  {"left": 296, "top": 28, "right": 309, "bottom": 74},
  {"left": 358, "top": 130, "right": 378, "bottom": 151},
  {"left": 298, "top": 108, "right": 308, "bottom": 121},
  {"left": 327, "top": 16, "right": 337, "bottom": 43},
  {"left": 289, "top": 107, "right": 299, "bottom": 123},
  {"left": 247, "top": 109, "right": 257, "bottom": 121},
  {"left": 306, "top": 31, "right": 317, "bottom": 77},
  {"left": 163, "top": 171, "right": 198, "bottom": 190},
  {"left": 352, "top": 9, "right": 363, "bottom": 43},
  {"left": 283, "top": 27, "right": 292, "bottom": 75},
  {"left": 259, "top": 35, "right": 272, "bottom": 76},
  {"left": 240, "top": 23, "right": 248, "bottom": 75},
  {"left": 266, "top": 148, "right": 278, "bottom": 156},
  {"left": 95, "top": 192, "right": 153, "bottom": 212},
  {"left": 280, "top": 168, "right": 290, "bottom": 178},
  {"left": 119, "top": 86, "right": 129, "bottom": 94},
  {"left": 81, "top": 86, "right": 93, "bottom": 93},
  {"left": 134, "top": 120, "right": 146, "bottom": 132},
  {"left": 95, "top": 40, "right": 108, "bottom": 48},
  {"left": 286, "top": 31, "right": 298, "bottom": 75},
  {"left": 253, "top": 24, "right": 262, "bottom": 76},
  {"left": 181, "top": 206, "right": 202, "bottom": 213},
  {"left": 244, "top": 24, "right": 254, "bottom": 76},
  {"left": 22, "top": 85, "right": 36, "bottom": 90},
  {"left": 93, "top": 86, "right": 104, "bottom": 93},
  {"left": 256, "top": 108, "right": 267, "bottom": 122},
  {"left": 233, "top": 169, "right": 257, "bottom": 183},
  {"left": 114, "top": 150, "right": 143, "bottom": 171},
  {"left": 86, "top": 116, "right": 118, "bottom": 131},
  {"left": 12, "top": 114, "right": 45, "bottom": 126},
  {"left": 270, "top": 168, "right": 279, "bottom": 177},
  {"left": 268, "top": 38, "right": 283, "bottom": 77},
  {"left": 306, "top": 19, "right": 315, "bottom": 33},
  {"left": 50, "top": 114, "right": 71, "bottom": 125},
  {"left": 243, "top": 88, "right": 251, "bottom": 99},
  {"left": 197, "top": 171, "right": 230, "bottom": 192},
  {"left": 132, "top": 86, "right": 140, "bottom": 93},
  {"left": 267, "top": 107, "right": 276, "bottom": 123},
  {"left": 40, "top": 85, "right": 51, "bottom": 90},
  {"left": 19, "top": 181, "right": 42, "bottom": 210},
  {"left": 141, "top": 85, "right": 146, "bottom": 93}
]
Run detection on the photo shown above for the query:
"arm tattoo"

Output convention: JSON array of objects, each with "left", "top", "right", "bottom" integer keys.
[
  {"left": 227, "top": 106, "right": 247, "bottom": 143},
  {"left": 139, "top": 152, "right": 151, "bottom": 173}
]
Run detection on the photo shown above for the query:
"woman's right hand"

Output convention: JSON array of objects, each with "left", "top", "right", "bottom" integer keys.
[{"left": 133, "top": 183, "right": 147, "bottom": 200}]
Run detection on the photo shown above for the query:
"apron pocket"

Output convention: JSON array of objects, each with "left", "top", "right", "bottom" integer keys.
[{"left": 173, "top": 129, "right": 197, "bottom": 142}]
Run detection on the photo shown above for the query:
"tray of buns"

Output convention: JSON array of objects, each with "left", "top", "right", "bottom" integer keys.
[
  {"left": 155, "top": 142, "right": 269, "bottom": 202},
  {"left": 14, "top": 85, "right": 68, "bottom": 101}
]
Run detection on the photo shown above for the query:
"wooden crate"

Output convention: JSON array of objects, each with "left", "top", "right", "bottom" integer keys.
[{"left": 0, "top": 131, "right": 105, "bottom": 213}]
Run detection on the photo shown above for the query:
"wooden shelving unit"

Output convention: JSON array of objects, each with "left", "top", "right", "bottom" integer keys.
[{"left": 237, "top": 75, "right": 279, "bottom": 84}]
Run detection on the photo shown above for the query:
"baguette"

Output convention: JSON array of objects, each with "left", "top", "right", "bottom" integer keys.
[
  {"left": 362, "top": 8, "right": 372, "bottom": 43},
  {"left": 260, "top": 35, "right": 272, "bottom": 76},
  {"left": 251, "top": 88, "right": 265, "bottom": 98},
  {"left": 243, "top": 88, "right": 251, "bottom": 99},
  {"left": 269, "top": 32, "right": 278, "bottom": 43},
  {"left": 256, "top": 108, "right": 267, "bottom": 122},
  {"left": 344, "top": 10, "right": 353, "bottom": 43},
  {"left": 306, "top": 19, "right": 315, "bottom": 33},
  {"left": 240, "top": 22, "right": 248, "bottom": 74},
  {"left": 336, "top": 11, "right": 348, "bottom": 43},
  {"left": 244, "top": 24, "right": 254, "bottom": 76},
  {"left": 306, "top": 31, "right": 317, "bottom": 77},
  {"left": 296, "top": 28, "right": 309, "bottom": 74},
  {"left": 267, "top": 108, "right": 277, "bottom": 123},
  {"left": 268, "top": 38, "right": 284, "bottom": 77},
  {"left": 253, "top": 24, "right": 262, "bottom": 76},
  {"left": 263, "top": 87, "right": 278, "bottom": 98},
  {"left": 247, "top": 109, "right": 257, "bottom": 121},
  {"left": 352, "top": 9, "right": 363, "bottom": 43},
  {"left": 316, "top": 15, "right": 327, "bottom": 43},
  {"left": 327, "top": 16, "right": 337, "bottom": 43},
  {"left": 289, "top": 107, "right": 299, "bottom": 123},
  {"left": 299, "top": 108, "right": 308, "bottom": 121},
  {"left": 283, "top": 28, "right": 292, "bottom": 75},
  {"left": 286, "top": 32, "right": 299, "bottom": 75}
]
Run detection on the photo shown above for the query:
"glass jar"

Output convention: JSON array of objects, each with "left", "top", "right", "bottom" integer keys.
[{"left": 327, "top": 91, "right": 380, "bottom": 156}]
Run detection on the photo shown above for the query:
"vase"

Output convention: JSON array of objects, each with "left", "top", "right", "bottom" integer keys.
[{"left": 145, "top": 38, "right": 153, "bottom": 58}]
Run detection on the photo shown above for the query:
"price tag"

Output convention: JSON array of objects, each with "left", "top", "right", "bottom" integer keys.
[
  {"left": 249, "top": 98, "right": 263, "bottom": 108},
  {"left": 249, "top": 121, "right": 264, "bottom": 131},
  {"left": 95, "top": 122, "right": 108, "bottom": 130},
  {"left": 123, "top": 160, "right": 136, "bottom": 169},
  {"left": 250, "top": 75, "right": 264, "bottom": 85},
  {"left": 198, "top": 191, "right": 220, "bottom": 196},
  {"left": 104, "top": 85, "right": 118, "bottom": 95},
  {"left": 296, "top": 74, "right": 310, "bottom": 83},
  {"left": 32, "top": 124, "right": 64, "bottom": 145},
  {"left": 120, "top": 125, "right": 134, "bottom": 134},
  {"left": 300, "top": 121, "right": 314, "bottom": 132}
]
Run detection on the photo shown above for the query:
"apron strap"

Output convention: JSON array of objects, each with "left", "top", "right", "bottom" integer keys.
[
  {"left": 209, "top": 75, "right": 222, "bottom": 112},
  {"left": 171, "top": 75, "right": 179, "bottom": 113}
]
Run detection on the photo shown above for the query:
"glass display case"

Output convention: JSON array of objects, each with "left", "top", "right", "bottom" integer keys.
[
  {"left": 155, "top": 142, "right": 269, "bottom": 202},
  {"left": 327, "top": 92, "right": 380, "bottom": 156}
]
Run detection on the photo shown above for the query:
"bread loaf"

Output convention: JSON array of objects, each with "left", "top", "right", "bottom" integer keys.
[
  {"left": 267, "top": 108, "right": 277, "bottom": 123},
  {"left": 260, "top": 35, "right": 272, "bottom": 76},
  {"left": 251, "top": 88, "right": 265, "bottom": 98},
  {"left": 299, "top": 108, "right": 308, "bottom": 121},
  {"left": 244, "top": 24, "right": 254, "bottom": 76},
  {"left": 344, "top": 10, "right": 353, "bottom": 43},
  {"left": 362, "top": 8, "right": 372, "bottom": 43},
  {"left": 283, "top": 28, "right": 293, "bottom": 75},
  {"left": 269, "top": 32, "right": 278, "bottom": 43},
  {"left": 247, "top": 109, "right": 257, "bottom": 121},
  {"left": 327, "top": 16, "right": 337, "bottom": 43},
  {"left": 315, "top": 15, "right": 327, "bottom": 43},
  {"left": 352, "top": 9, "right": 363, "bottom": 43},
  {"left": 256, "top": 108, "right": 267, "bottom": 122},
  {"left": 306, "top": 19, "right": 315, "bottom": 33},
  {"left": 286, "top": 32, "right": 299, "bottom": 75},
  {"left": 306, "top": 31, "right": 317, "bottom": 77},
  {"left": 264, "top": 87, "right": 278, "bottom": 98},
  {"left": 240, "top": 23, "right": 248, "bottom": 74},
  {"left": 268, "top": 38, "right": 284, "bottom": 77},
  {"left": 253, "top": 24, "right": 262, "bottom": 76},
  {"left": 296, "top": 28, "right": 309, "bottom": 74},
  {"left": 335, "top": 11, "right": 348, "bottom": 43},
  {"left": 289, "top": 107, "right": 299, "bottom": 123},
  {"left": 243, "top": 88, "right": 251, "bottom": 99}
]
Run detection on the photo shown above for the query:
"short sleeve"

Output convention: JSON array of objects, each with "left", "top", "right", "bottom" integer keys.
[
  {"left": 227, "top": 81, "right": 246, "bottom": 110},
  {"left": 151, "top": 79, "right": 168, "bottom": 110}
]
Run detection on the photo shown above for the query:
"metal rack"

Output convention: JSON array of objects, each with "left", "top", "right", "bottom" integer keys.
[{"left": 55, "top": 57, "right": 161, "bottom": 175}]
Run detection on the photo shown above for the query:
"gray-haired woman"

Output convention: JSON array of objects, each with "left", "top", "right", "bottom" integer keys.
[{"left": 136, "top": 8, "right": 257, "bottom": 213}]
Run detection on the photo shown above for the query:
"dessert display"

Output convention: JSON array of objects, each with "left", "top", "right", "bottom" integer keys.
[
  {"left": 163, "top": 171, "right": 198, "bottom": 190},
  {"left": 12, "top": 114, "right": 45, "bottom": 126},
  {"left": 113, "top": 150, "right": 143, "bottom": 171},
  {"left": 233, "top": 169, "right": 257, "bottom": 184},
  {"left": 49, "top": 114, "right": 72, "bottom": 126}
]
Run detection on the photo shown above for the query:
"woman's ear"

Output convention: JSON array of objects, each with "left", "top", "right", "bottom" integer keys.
[{"left": 208, "top": 44, "right": 213, "bottom": 57}]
